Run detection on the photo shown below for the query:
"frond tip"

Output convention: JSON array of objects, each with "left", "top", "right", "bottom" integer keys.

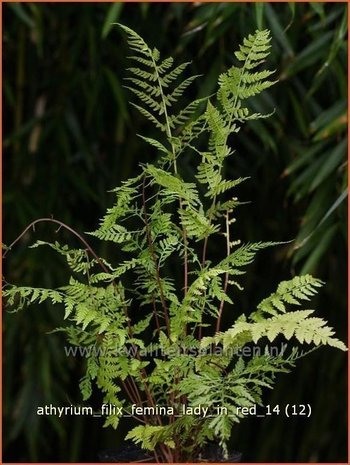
[
  {"left": 251, "top": 275, "right": 324, "bottom": 320},
  {"left": 118, "top": 23, "right": 202, "bottom": 136}
]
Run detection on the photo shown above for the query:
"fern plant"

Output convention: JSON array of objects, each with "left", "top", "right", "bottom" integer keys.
[{"left": 3, "top": 25, "right": 346, "bottom": 463}]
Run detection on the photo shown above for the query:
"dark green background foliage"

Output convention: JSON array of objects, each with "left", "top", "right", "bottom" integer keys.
[{"left": 3, "top": 2, "right": 347, "bottom": 462}]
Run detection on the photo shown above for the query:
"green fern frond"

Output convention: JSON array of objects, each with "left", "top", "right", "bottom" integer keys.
[
  {"left": 3, "top": 285, "right": 64, "bottom": 310},
  {"left": 196, "top": 160, "right": 222, "bottom": 195},
  {"left": 235, "top": 29, "right": 272, "bottom": 68},
  {"left": 177, "top": 114, "right": 208, "bottom": 146},
  {"left": 126, "top": 425, "right": 175, "bottom": 450},
  {"left": 219, "top": 241, "right": 284, "bottom": 271},
  {"left": 79, "top": 375, "right": 92, "bottom": 401},
  {"left": 179, "top": 207, "right": 219, "bottom": 240},
  {"left": 125, "top": 86, "right": 164, "bottom": 113},
  {"left": 146, "top": 165, "right": 200, "bottom": 206},
  {"left": 127, "top": 55, "right": 155, "bottom": 67},
  {"left": 215, "top": 310, "right": 347, "bottom": 351},
  {"left": 251, "top": 275, "right": 324, "bottom": 321},
  {"left": 130, "top": 102, "right": 165, "bottom": 130},
  {"left": 127, "top": 66, "right": 156, "bottom": 81},
  {"left": 5, "top": 25, "right": 347, "bottom": 463},
  {"left": 119, "top": 24, "right": 200, "bottom": 138},
  {"left": 157, "top": 56, "right": 174, "bottom": 74},
  {"left": 207, "top": 198, "right": 243, "bottom": 218},
  {"left": 95, "top": 174, "right": 143, "bottom": 231},
  {"left": 172, "top": 268, "right": 227, "bottom": 337},
  {"left": 118, "top": 24, "right": 151, "bottom": 56},
  {"left": 165, "top": 75, "right": 201, "bottom": 104},
  {"left": 179, "top": 351, "right": 293, "bottom": 454},
  {"left": 170, "top": 98, "right": 207, "bottom": 127},
  {"left": 30, "top": 240, "right": 91, "bottom": 274},
  {"left": 160, "top": 62, "right": 191, "bottom": 85},
  {"left": 241, "top": 69, "right": 276, "bottom": 83},
  {"left": 89, "top": 224, "right": 133, "bottom": 244},
  {"left": 206, "top": 101, "right": 231, "bottom": 148},
  {"left": 158, "top": 235, "right": 182, "bottom": 265},
  {"left": 210, "top": 177, "right": 249, "bottom": 197},
  {"left": 137, "top": 135, "right": 169, "bottom": 155},
  {"left": 124, "top": 77, "right": 160, "bottom": 96},
  {"left": 217, "top": 29, "right": 276, "bottom": 128}
]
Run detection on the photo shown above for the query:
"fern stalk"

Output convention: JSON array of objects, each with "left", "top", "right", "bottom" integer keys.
[
  {"left": 3, "top": 217, "right": 109, "bottom": 272},
  {"left": 142, "top": 176, "right": 171, "bottom": 334},
  {"left": 150, "top": 48, "right": 190, "bottom": 303},
  {"left": 149, "top": 43, "right": 190, "bottom": 300},
  {"left": 216, "top": 210, "right": 231, "bottom": 334}
]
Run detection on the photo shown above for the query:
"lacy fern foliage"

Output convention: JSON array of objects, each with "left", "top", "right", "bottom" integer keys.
[{"left": 3, "top": 25, "right": 346, "bottom": 463}]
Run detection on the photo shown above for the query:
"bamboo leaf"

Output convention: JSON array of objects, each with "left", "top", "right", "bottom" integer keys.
[{"left": 102, "top": 4, "right": 123, "bottom": 38}]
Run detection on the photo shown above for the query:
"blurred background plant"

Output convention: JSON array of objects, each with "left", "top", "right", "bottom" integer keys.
[{"left": 3, "top": 2, "right": 347, "bottom": 462}]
